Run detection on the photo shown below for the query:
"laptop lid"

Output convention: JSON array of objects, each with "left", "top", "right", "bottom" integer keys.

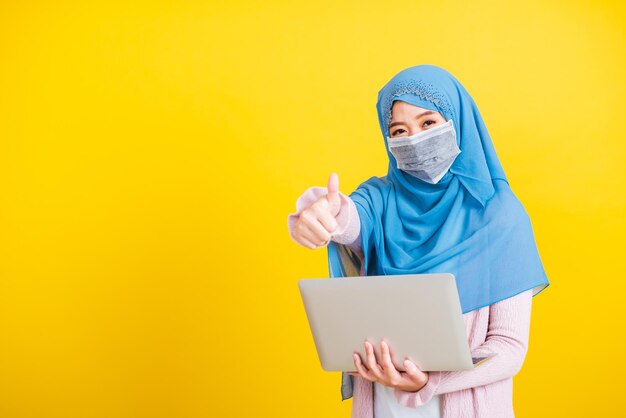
[{"left": 298, "top": 273, "right": 492, "bottom": 372}]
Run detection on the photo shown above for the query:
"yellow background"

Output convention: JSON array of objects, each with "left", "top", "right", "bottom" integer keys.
[{"left": 1, "top": 1, "right": 624, "bottom": 417}]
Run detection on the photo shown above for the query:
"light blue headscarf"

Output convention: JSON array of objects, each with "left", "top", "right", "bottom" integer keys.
[{"left": 327, "top": 65, "right": 550, "bottom": 401}]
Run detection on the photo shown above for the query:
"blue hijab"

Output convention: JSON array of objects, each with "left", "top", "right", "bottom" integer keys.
[{"left": 327, "top": 65, "right": 550, "bottom": 400}]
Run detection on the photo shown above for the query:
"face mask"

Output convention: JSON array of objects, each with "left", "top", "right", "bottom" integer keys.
[{"left": 387, "top": 119, "right": 461, "bottom": 184}]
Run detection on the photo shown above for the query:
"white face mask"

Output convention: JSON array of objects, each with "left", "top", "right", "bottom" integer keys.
[{"left": 387, "top": 119, "right": 461, "bottom": 184}]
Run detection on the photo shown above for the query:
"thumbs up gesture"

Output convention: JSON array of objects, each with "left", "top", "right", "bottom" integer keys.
[{"left": 292, "top": 173, "right": 342, "bottom": 249}]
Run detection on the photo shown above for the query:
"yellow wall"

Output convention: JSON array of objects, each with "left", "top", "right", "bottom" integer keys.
[{"left": 1, "top": 1, "right": 624, "bottom": 417}]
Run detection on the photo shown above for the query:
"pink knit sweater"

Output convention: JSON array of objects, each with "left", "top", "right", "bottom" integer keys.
[{"left": 288, "top": 186, "right": 535, "bottom": 418}]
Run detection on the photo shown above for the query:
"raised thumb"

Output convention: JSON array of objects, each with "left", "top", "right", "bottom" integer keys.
[{"left": 326, "top": 172, "right": 341, "bottom": 216}]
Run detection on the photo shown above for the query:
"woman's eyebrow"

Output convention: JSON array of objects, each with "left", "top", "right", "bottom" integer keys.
[{"left": 388, "top": 111, "right": 437, "bottom": 129}]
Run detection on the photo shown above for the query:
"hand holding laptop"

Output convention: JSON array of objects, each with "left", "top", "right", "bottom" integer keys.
[{"left": 348, "top": 339, "right": 429, "bottom": 393}]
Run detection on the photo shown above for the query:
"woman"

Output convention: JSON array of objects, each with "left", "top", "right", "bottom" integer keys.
[{"left": 287, "top": 64, "right": 550, "bottom": 418}]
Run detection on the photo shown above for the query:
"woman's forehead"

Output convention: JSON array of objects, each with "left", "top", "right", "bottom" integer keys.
[
  {"left": 390, "top": 100, "right": 443, "bottom": 118},
  {"left": 392, "top": 100, "right": 433, "bottom": 112}
]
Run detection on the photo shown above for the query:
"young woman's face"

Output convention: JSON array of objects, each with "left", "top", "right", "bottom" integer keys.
[{"left": 387, "top": 100, "right": 447, "bottom": 138}]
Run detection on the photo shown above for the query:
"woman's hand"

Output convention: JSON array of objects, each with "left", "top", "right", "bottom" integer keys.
[
  {"left": 292, "top": 173, "right": 342, "bottom": 249},
  {"left": 348, "top": 340, "right": 429, "bottom": 393}
]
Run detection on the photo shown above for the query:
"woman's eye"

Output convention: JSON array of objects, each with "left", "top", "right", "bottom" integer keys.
[{"left": 391, "top": 120, "right": 437, "bottom": 136}]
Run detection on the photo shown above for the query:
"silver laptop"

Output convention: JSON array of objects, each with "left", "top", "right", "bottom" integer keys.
[{"left": 298, "top": 273, "right": 493, "bottom": 372}]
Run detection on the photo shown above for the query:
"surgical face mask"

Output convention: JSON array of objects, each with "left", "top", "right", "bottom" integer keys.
[{"left": 387, "top": 119, "right": 461, "bottom": 184}]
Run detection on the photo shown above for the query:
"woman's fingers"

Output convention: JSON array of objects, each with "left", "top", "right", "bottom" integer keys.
[
  {"left": 293, "top": 223, "right": 324, "bottom": 248},
  {"left": 315, "top": 205, "right": 339, "bottom": 233},
  {"left": 351, "top": 339, "right": 428, "bottom": 391},
  {"left": 293, "top": 189, "right": 341, "bottom": 249},
  {"left": 296, "top": 234, "right": 319, "bottom": 249},
  {"left": 380, "top": 340, "right": 402, "bottom": 383},
  {"left": 353, "top": 353, "right": 376, "bottom": 382},
  {"left": 295, "top": 215, "right": 330, "bottom": 247},
  {"left": 298, "top": 211, "right": 332, "bottom": 242},
  {"left": 403, "top": 359, "right": 428, "bottom": 387},
  {"left": 364, "top": 341, "right": 385, "bottom": 380},
  {"left": 309, "top": 199, "right": 338, "bottom": 233}
]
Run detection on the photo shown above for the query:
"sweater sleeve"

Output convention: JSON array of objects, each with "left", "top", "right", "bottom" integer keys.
[
  {"left": 287, "top": 186, "right": 362, "bottom": 252},
  {"left": 393, "top": 288, "right": 533, "bottom": 407}
]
